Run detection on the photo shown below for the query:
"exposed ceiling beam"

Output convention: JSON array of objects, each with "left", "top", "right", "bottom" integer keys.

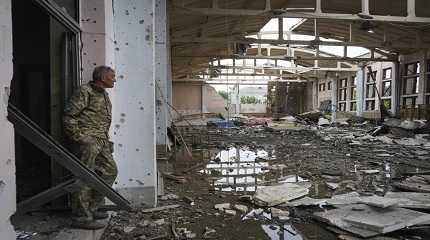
[
  {"left": 173, "top": 54, "right": 397, "bottom": 62},
  {"left": 172, "top": 5, "right": 430, "bottom": 23},
  {"left": 205, "top": 65, "right": 359, "bottom": 72},
  {"left": 171, "top": 36, "right": 430, "bottom": 50}
]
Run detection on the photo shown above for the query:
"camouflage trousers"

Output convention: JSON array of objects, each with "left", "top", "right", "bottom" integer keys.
[{"left": 71, "top": 137, "right": 118, "bottom": 221}]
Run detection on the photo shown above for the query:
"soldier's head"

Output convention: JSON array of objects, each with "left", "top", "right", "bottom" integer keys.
[{"left": 93, "top": 66, "right": 116, "bottom": 89}]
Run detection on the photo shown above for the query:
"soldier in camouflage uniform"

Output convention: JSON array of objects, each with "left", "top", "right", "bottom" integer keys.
[{"left": 63, "top": 66, "right": 117, "bottom": 229}]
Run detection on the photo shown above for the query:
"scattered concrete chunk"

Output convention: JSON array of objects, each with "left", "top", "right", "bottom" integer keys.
[
  {"left": 253, "top": 182, "right": 311, "bottom": 207},
  {"left": 318, "top": 118, "right": 330, "bottom": 126},
  {"left": 233, "top": 204, "right": 248, "bottom": 213},
  {"left": 214, "top": 203, "right": 231, "bottom": 211},
  {"left": 374, "top": 135, "right": 394, "bottom": 144},
  {"left": 160, "top": 193, "right": 179, "bottom": 200},
  {"left": 342, "top": 206, "right": 430, "bottom": 234},
  {"left": 224, "top": 209, "right": 237, "bottom": 216},
  {"left": 326, "top": 182, "right": 339, "bottom": 190},
  {"left": 359, "top": 196, "right": 402, "bottom": 208},
  {"left": 314, "top": 204, "right": 430, "bottom": 237},
  {"left": 326, "top": 192, "right": 362, "bottom": 206},
  {"left": 361, "top": 170, "right": 380, "bottom": 174},
  {"left": 393, "top": 177, "right": 430, "bottom": 193},
  {"left": 384, "top": 192, "right": 430, "bottom": 209},
  {"left": 270, "top": 208, "right": 290, "bottom": 220},
  {"left": 286, "top": 197, "right": 328, "bottom": 207}
]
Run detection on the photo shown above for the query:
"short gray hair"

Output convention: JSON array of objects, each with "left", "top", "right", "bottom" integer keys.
[{"left": 92, "top": 66, "right": 114, "bottom": 82}]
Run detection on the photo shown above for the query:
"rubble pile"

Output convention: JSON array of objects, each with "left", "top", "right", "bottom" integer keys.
[{"left": 102, "top": 115, "right": 430, "bottom": 240}]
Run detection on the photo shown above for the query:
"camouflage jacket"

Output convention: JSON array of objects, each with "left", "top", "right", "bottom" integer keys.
[{"left": 63, "top": 82, "right": 112, "bottom": 141}]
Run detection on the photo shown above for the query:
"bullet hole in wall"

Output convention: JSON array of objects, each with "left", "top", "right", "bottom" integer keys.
[
  {"left": 119, "top": 75, "right": 124, "bottom": 79},
  {"left": 140, "top": 107, "right": 144, "bottom": 110},
  {"left": 136, "top": 148, "right": 140, "bottom": 152},
  {"left": 145, "top": 35, "right": 150, "bottom": 41},
  {"left": 120, "top": 118, "right": 125, "bottom": 123},
  {"left": 118, "top": 143, "right": 123, "bottom": 147},
  {"left": 125, "top": 10, "right": 129, "bottom": 15},
  {"left": 115, "top": 124, "right": 120, "bottom": 129},
  {"left": 139, "top": 20, "right": 144, "bottom": 24},
  {"left": 115, "top": 47, "right": 120, "bottom": 51},
  {"left": 120, "top": 113, "right": 126, "bottom": 117},
  {"left": 0, "top": 181, "right": 5, "bottom": 194}
]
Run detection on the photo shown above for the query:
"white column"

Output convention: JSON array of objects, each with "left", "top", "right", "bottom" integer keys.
[
  {"left": 166, "top": 12, "right": 173, "bottom": 128},
  {"left": 154, "top": 0, "right": 168, "bottom": 147},
  {"left": 235, "top": 84, "right": 240, "bottom": 114},
  {"left": 0, "top": 0, "right": 16, "bottom": 239},
  {"left": 80, "top": 0, "right": 116, "bottom": 82},
  {"left": 313, "top": 79, "right": 319, "bottom": 110},
  {"left": 417, "top": 50, "right": 427, "bottom": 105},
  {"left": 331, "top": 76, "right": 338, "bottom": 120},
  {"left": 113, "top": 0, "right": 157, "bottom": 206},
  {"left": 356, "top": 67, "right": 365, "bottom": 116}
]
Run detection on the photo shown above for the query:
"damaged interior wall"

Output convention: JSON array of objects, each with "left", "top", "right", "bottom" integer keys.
[
  {"left": 0, "top": 0, "right": 16, "bottom": 238},
  {"left": 81, "top": 0, "right": 116, "bottom": 82},
  {"left": 172, "top": 83, "right": 231, "bottom": 119},
  {"left": 155, "top": 0, "right": 169, "bottom": 148},
  {"left": 202, "top": 85, "right": 228, "bottom": 116},
  {"left": 113, "top": 0, "right": 157, "bottom": 206},
  {"left": 172, "top": 83, "right": 203, "bottom": 118}
]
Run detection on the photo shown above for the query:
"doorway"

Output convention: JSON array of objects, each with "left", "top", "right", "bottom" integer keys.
[{"left": 10, "top": 0, "right": 80, "bottom": 206}]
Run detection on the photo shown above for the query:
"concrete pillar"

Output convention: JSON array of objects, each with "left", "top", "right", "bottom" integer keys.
[
  {"left": 418, "top": 50, "right": 427, "bottom": 105},
  {"left": 331, "top": 76, "right": 338, "bottom": 120},
  {"left": 356, "top": 67, "right": 365, "bottom": 116},
  {"left": 155, "top": 0, "right": 168, "bottom": 148},
  {"left": 0, "top": 0, "right": 16, "bottom": 238},
  {"left": 113, "top": 0, "right": 157, "bottom": 206},
  {"left": 313, "top": 79, "right": 319, "bottom": 110},
  {"left": 165, "top": 12, "right": 173, "bottom": 128},
  {"left": 392, "top": 61, "right": 400, "bottom": 115},
  {"left": 80, "top": 0, "right": 116, "bottom": 82},
  {"left": 235, "top": 84, "right": 240, "bottom": 114}
]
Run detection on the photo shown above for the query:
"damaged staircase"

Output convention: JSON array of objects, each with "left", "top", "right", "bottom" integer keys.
[{"left": 7, "top": 104, "right": 132, "bottom": 214}]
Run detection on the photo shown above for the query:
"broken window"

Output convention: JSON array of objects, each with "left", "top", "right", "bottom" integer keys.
[
  {"left": 365, "top": 71, "right": 376, "bottom": 111},
  {"left": 402, "top": 62, "right": 420, "bottom": 95},
  {"left": 350, "top": 101, "right": 357, "bottom": 111},
  {"left": 382, "top": 99, "right": 392, "bottom": 110},
  {"left": 327, "top": 81, "right": 332, "bottom": 90},
  {"left": 338, "top": 78, "right": 347, "bottom": 112},
  {"left": 403, "top": 96, "right": 417, "bottom": 106},
  {"left": 338, "top": 102, "right": 346, "bottom": 111},
  {"left": 319, "top": 83, "right": 325, "bottom": 92},
  {"left": 366, "top": 100, "right": 375, "bottom": 111},
  {"left": 350, "top": 76, "right": 357, "bottom": 101},
  {"left": 382, "top": 68, "right": 392, "bottom": 97}
]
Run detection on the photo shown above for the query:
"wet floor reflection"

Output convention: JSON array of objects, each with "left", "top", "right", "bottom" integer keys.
[
  {"left": 261, "top": 225, "right": 303, "bottom": 240},
  {"left": 242, "top": 209, "right": 304, "bottom": 240},
  {"left": 201, "top": 147, "right": 271, "bottom": 192}
]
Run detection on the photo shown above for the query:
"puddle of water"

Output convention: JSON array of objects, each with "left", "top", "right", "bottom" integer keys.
[
  {"left": 242, "top": 208, "right": 305, "bottom": 240},
  {"left": 261, "top": 224, "right": 303, "bottom": 240},
  {"left": 201, "top": 147, "right": 273, "bottom": 192}
]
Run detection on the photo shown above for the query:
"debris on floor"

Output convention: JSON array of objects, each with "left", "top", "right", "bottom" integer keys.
[{"left": 99, "top": 115, "right": 430, "bottom": 240}]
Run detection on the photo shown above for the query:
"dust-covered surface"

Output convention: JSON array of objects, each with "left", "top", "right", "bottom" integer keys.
[{"left": 101, "top": 117, "right": 430, "bottom": 240}]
